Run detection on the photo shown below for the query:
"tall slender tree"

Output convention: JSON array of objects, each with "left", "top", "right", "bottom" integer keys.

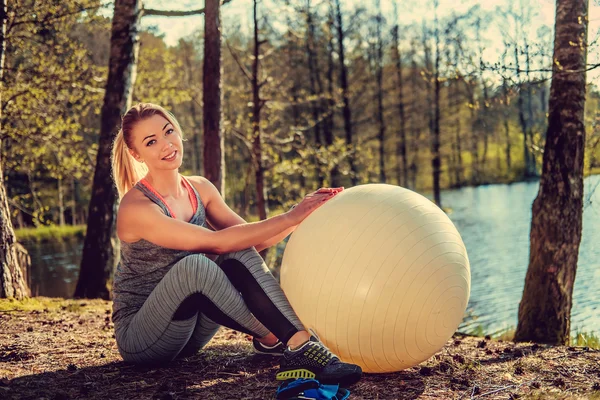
[
  {"left": 391, "top": 1, "right": 407, "bottom": 187},
  {"left": 74, "top": 0, "right": 142, "bottom": 299},
  {"left": 203, "top": 0, "right": 225, "bottom": 196},
  {"left": 431, "top": 0, "right": 442, "bottom": 207},
  {"left": 334, "top": 0, "right": 357, "bottom": 186},
  {"left": 515, "top": 0, "right": 589, "bottom": 345},
  {"left": 373, "top": 0, "right": 387, "bottom": 183}
]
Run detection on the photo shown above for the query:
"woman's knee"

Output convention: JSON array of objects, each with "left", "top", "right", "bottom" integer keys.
[
  {"left": 217, "top": 247, "right": 263, "bottom": 268},
  {"left": 170, "top": 254, "right": 231, "bottom": 292},
  {"left": 171, "top": 254, "right": 221, "bottom": 278}
]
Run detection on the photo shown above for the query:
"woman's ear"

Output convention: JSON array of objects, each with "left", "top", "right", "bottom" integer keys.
[{"left": 129, "top": 149, "right": 143, "bottom": 163}]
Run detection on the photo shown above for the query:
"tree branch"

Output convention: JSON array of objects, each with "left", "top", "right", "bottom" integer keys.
[
  {"left": 143, "top": 0, "right": 234, "bottom": 17},
  {"left": 225, "top": 39, "right": 252, "bottom": 82}
]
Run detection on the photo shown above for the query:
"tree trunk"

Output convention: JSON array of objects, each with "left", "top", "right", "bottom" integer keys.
[
  {"left": 515, "top": 44, "right": 533, "bottom": 179},
  {"left": 325, "top": 5, "right": 338, "bottom": 187},
  {"left": 408, "top": 44, "right": 420, "bottom": 191},
  {"left": 251, "top": 0, "right": 268, "bottom": 260},
  {"left": 203, "top": 0, "right": 225, "bottom": 197},
  {"left": 0, "top": 0, "right": 29, "bottom": 299},
  {"left": 71, "top": 177, "right": 77, "bottom": 225},
  {"left": 454, "top": 77, "right": 464, "bottom": 187},
  {"left": 374, "top": 0, "right": 386, "bottom": 183},
  {"left": 514, "top": 0, "right": 589, "bottom": 345},
  {"left": 525, "top": 41, "right": 537, "bottom": 175},
  {"left": 74, "top": 0, "right": 142, "bottom": 299},
  {"left": 391, "top": 10, "right": 407, "bottom": 188},
  {"left": 58, "top": 175, "right": 65, "bottom": 227},
  {"left": 251, "top": 0, "right": 267, "bottom": 223},
  {"left": 334, "top": 0, "right": 357, "bottom": 186},
  {"left": 503, "top": 77, "right": 512, "bottom": 170},
  {"left": 431, "top": 3, "right": 442, "bottom": 207},
  {"left": 182, "top": 41, "right": 202, "bottom": 176},
  {"left": 305, "top": 0, "right": 324, "bottom": 187}
]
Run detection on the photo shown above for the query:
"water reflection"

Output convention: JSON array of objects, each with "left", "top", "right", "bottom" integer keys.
[{"left": 446, "top": 176, "right": 600, "bottom": 336}]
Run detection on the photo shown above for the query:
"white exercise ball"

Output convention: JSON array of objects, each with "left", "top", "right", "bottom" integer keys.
[{"left": 280, "top": 184, "right": 470, "bottom": 373}]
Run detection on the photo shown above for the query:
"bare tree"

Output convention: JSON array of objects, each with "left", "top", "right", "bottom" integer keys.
[
  {"left": 203, "top": 0, "right": 225, "bottom": 196},
  {"left": 391, "top": 1, "right": 407, "bottom": 187},
  {"left": 369, "top": 0, "right": 387, "bottom": 183},
  {"left": 431, "top": 0, "right": 442, "bottom": 206},
  {"left": 334, "top": 0, "right": 357, "bottom": 185},
  {"left": 515, "top": 0, "right": 589, "bottom": 345}
]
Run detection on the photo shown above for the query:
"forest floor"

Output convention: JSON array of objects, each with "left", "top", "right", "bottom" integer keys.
[{"left": 0, "top": 298, "right": 599, "bottom": 400}]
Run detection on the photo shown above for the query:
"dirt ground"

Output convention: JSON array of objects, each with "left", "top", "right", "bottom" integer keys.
[{"left": 0, "top": 299, "right": 599, "bottom": 400}]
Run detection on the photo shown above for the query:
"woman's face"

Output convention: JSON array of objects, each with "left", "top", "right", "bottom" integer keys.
[{"left": 129, "top": 114, "right": 183, "bottom": 171}]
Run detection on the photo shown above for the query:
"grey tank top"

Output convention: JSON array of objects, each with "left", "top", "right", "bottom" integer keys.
[{"left": 112, "top": 176, "right": 207, "bottom": 334}]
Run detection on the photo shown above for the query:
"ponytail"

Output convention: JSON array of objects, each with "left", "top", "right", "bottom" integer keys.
[{"left": 111, "top": 128, "right": 148, "bottom": 199}]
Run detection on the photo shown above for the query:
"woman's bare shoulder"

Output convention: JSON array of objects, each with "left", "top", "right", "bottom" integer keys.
[
  {"left": 185, "top": 175, "right": 215, "bottom": 205},
  {"left": 117, "top": 186, "right": 155, "bottom": 242}
]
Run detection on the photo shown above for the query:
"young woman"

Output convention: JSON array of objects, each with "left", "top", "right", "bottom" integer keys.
[{"left": 110, "top": 103, "right": 362, "bottom": 387}]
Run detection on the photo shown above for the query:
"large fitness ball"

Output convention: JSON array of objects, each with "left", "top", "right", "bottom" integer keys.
[{"left": 280, "top": 184, "right": 470, "bottom": 373}]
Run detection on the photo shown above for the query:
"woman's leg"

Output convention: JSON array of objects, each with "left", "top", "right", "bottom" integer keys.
[
  {"left": 116, "top": 254, "right": 271, "bottom": 364},
  {"left": 176, "top": 314, "right": 220, "bottom": 358},
  {"left": 215, "top": 248, "right": 307, "bottom": 345}
]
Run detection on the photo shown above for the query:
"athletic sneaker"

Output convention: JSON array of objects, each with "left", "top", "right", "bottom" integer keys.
[
  {"left": 276, "top": 336, "right": 362, "bottom": 387},
  {"left": 253, "top": 338, "right": 286, "bottom": 355}
]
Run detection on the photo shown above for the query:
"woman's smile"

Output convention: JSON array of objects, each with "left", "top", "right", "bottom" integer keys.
[{"left": 162, "top": 149, "right": 178, "bottom": 161}]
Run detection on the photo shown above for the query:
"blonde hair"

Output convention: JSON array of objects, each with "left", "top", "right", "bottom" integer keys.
[{"left": 111, "top": 103, "right": 185, "bottom": 199}]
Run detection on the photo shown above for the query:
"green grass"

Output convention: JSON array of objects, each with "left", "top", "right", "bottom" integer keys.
[
  {"left": 15, "top": 224, "right": 86, "bottom": 244},
  {"left": 571, "top": 330, "right": 600, "bottom": 348},
  {"left": 460, "top": 324, "right": 600, "bottom": 349}
]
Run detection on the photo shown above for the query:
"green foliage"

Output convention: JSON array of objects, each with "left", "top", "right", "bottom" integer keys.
[
  {"left": 15, "top": 225, "right": 86, "bottom": 244},
  {"left": 3, "top": 0, "right": 109, "bottom": 226},
  {"left": 4, "top": 0, "right": 600, "bottom": 229}
]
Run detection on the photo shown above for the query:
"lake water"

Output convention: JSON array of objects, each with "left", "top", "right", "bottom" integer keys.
[{"left": 25, "top": 176, "right": 600, "bottom": 336}]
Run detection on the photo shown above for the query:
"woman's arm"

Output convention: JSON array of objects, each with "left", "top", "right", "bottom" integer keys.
[
  {"left": 255, "top": 225, "right": 297, "bottom": 252},
  {"left": 117, "top": 197, "right": 296, "bottom": 254},
  {"left": 188, "top": 176, "right": 297, "bottom": 252}
]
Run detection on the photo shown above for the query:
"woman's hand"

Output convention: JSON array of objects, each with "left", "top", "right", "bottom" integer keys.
[{"left": 286, "top": 187, "right": 344, "bottom": 225}]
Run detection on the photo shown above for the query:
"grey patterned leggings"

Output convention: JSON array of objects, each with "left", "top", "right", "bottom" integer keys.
[{"left": 115, "top": 248, "right": 305, "bottom": 364}]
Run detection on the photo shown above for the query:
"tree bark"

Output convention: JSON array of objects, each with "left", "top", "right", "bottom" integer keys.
[
  {"left": 334, "top": 0, "right": 357, "bottom": 186},
  {"left": 304, "top": 0, "right": 324, "bottom": 187},
  {"left": 74, "top": 0, "right": 142, "bottom": 299},
  {"left": 0, "top": 0, "right": 29, "bottom": 299},
  {"left": 391, "top": 6, "right": 407, "bottom": 188},
  {"left": 203, "top": 0, "right": 225, "bottom": 197},
  {"left": 251, "top": 0, "right": 267, "bottom": 223},
  {"left": 325, "top": 5, "right": 338, "bottom": 186},
  {"left": 515, "top": 0, "right": 589, "bottom": 345},
  {"left": 58, "top": 176, "right": 65, "bottom": 227},
  {"left": 431, "top": 2, "right": 442, "bottom": 207},
  {"left": 374, "top": 0, "right": 386, "bottom": 184}
]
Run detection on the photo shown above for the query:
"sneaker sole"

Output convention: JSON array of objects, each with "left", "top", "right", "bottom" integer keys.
[
  {"left": 276, "top": 367, "right": 362, "bottom": 387},
  {"left": 276, "top": 369, "right": 316, "bottom": 380}
]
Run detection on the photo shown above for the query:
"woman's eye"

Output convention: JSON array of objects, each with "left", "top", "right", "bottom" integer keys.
[
  {"left": 147, "top": 140, "right": 155, "bottom": 146},
  {"left": 166, "top": 129, "right": 174, "bottom": 135}
]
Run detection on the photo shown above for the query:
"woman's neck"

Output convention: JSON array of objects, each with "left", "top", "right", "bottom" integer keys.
[{"left": 143, "top": 169, "right": 185, "bottom": 199}]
